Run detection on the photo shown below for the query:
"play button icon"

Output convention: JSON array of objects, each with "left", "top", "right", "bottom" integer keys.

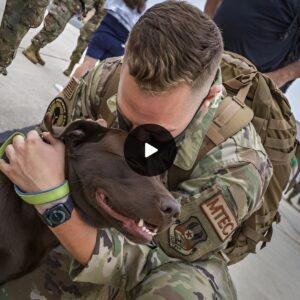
[
  {"left": 145, "top": 143, "right": 158, "bottom": 158},
  {"left": 124, "top": 124, "right": 177, "bottom": 176}
]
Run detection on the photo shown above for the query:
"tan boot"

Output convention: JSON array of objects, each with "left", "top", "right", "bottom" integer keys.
[
  {"left": 35, "top": 50, "right": 45, "bottom": 66},
  {"left": 22, "top": 44, "right": 40, "bottom": 64},
  {"left": 63, "top": 61, "right": 76, "bottom": 76}
]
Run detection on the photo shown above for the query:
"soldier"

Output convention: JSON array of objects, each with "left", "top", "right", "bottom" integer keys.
[
  {"left": 0, "top": 0, "right": 49, "bottom": 76},
  {"left": 63, "top": 0, "right": 105, "bottom": 77},
  {"left": 0, "top": 1, "right": 273, "bottom": 299},
  {"left": 22, "top": 0, "right": 97, "bottom": 66}
]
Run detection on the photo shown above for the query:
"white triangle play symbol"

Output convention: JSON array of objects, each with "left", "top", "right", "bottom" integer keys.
[{"left": 145, "top": 143, "right": 158, "bottom": 158}]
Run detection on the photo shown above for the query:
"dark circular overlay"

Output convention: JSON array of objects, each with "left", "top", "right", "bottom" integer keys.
[{"left": 124, "top": 124, "right": 177, "bottom": 176}]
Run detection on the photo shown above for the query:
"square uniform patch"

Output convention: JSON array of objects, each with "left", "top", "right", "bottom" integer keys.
[{"left": 201, "top": 193, "right": 238, "bottom": 241}]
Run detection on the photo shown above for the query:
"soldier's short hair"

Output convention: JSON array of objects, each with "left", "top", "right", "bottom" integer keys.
[{"left": 124, "top": 0, "right": 224, "bottom": 93}]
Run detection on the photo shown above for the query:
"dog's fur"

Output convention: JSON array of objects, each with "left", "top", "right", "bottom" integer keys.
[{"left": 0, "top": 119, "right": 180, "bottom": 285}]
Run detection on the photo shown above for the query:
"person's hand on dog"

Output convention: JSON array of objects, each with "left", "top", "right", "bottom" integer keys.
[
  {"left": 0, "top": 130, "right": 65, "bottom": 193},
  {"left": 88, "top": 118, "right": 107, "bottom": 127}
]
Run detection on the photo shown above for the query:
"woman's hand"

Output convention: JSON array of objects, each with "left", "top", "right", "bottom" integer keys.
[{"left": 0, "top": 130, "right": 65, "bottom": 193}]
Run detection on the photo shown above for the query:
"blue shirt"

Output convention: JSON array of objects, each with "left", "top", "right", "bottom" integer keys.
[{"left": 214, "top": 0, "right": 300, "bottom": 73}]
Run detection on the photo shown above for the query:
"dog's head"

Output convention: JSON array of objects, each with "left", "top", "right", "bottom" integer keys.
[{"left": 47, "top": 118, "right": 180, "bottom": 244}]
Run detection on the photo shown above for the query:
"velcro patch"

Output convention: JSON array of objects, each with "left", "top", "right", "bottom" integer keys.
[
  {"left": 63, "top": 77, "right": 79, "bottom": 100},
  {"left": 201, "top": 193, "right": 237, "bottom": 241}
]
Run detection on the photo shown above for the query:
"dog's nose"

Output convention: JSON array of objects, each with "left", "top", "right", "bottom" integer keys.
[{"left": 160, "top": 198, "right": 180, "bottom": 220}]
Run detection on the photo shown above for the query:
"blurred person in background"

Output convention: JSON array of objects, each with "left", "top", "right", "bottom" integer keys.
[
  {"left": 0, "top": 0, "right": 49, "bottom": 76},
  {"left": 22, "top": 0, "right": 97, "bottom": 66},
  {"left": 204, "top": 0, "right": 300, "bottom": 92},
  {"left": 71, "top": 0, "right": 147, "bottom": 79},
  {"left": 63, "top": 0, "right": 106, "bottom": 76}
]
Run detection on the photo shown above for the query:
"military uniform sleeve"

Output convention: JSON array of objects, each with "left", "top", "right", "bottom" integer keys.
[
  {"left": 69, "top": 228, "right": 176, "bottom": 290},
  {"left": 155, "top": 123, "right": 273, "bottom": 262},
  {"left": 38, "top": 61, "right": 108, "bottom": 133},
  {"left": 82, "top": 0, "right": 97, "bottom": 14},
  {"left": 94, "top": 0, "right": 105, "bottom": 14}
]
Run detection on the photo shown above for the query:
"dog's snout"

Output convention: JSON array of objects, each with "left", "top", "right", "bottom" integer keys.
[{"left": 160, "top": 198, "right": 180, "bottom": 219}]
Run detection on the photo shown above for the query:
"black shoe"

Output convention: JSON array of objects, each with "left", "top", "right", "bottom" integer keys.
[{"left": 0, "top": 67, "right": 8, "bottom": 76}]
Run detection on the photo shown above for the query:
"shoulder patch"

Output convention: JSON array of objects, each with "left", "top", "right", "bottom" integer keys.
[
  {"left": 46, "top": 97, "right": 67, "bottom": 127},
  {"left": 201, "top": 193, "right": 238, "bottom": 241},
  {"left": 169, "top": 216, "right": 207, "bottom": 256}
]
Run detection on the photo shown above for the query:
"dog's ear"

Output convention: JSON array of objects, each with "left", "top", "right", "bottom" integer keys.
[{"left": 44, "top": 114, "right": 109, "bottom": 147}]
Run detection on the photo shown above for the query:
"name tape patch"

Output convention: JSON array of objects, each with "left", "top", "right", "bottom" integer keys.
[{"left": 201, "top": 193, "right": 238, "bottom": 241}]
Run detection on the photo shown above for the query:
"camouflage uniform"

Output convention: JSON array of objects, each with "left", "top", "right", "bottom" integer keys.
[
  {"left": 22, "top": 0, "right": 96, "bottom": 65},
  {"left": 0, "top": 59, "right": 273, "bottom": 299},
  {"left": 0, "top": 0, "right": 49, "bottom": 74},
  {"left": 63, "top": 0, "right": 105, "bottom": 76},
  {"left": 32, "top": 0, "right": 96, "bottom": 48}
]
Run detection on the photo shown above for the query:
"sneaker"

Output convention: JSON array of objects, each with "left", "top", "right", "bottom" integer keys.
[{"left": 54, "top": 84, "right": 64, "bottom": 92}]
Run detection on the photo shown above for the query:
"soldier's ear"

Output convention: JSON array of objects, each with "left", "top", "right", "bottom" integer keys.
[{"left": 44, "top": 114, "right": 108, "bottom": 147}]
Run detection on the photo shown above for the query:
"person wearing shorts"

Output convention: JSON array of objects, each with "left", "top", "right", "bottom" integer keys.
[{"left": 72, "top": 0, "right": 146, "bottom": 78}]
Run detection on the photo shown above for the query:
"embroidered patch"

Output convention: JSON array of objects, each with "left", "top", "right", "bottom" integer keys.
[
  {"left": 46, "top": 97, "right": 67, "bottom": 127},
  {"left": 63, "top": 77, "right": 79, "bottom": 100},
  {"left": 169, "top": 216, "right": 207, "bottom": 256},
  {"left": 201, "top": 193, "right": 238, "bottom": 241}
]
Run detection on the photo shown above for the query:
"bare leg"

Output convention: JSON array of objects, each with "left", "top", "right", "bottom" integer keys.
[{"left": 72, "top": 56, "right": 98, "bottom": 79}]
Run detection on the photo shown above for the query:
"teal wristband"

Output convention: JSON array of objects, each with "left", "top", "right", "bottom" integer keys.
[{"left": 14, "top": 180, "right": 70, "bottom": 205}]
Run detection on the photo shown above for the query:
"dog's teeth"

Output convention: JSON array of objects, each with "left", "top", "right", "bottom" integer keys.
[
  {"left": 137, "top": 219, "right": 144, "bottom": 227},
  {"left": 140, "top": 224, "right": 157, "bottom": 236}
]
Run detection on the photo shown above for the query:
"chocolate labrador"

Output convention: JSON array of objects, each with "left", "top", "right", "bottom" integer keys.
[{"left": 0, "top": 119, "right": 180, "bottom": 285}]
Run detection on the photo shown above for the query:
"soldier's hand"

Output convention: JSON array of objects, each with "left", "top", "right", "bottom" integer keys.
[
  {"left": 86, "top": 118, "right": 107, "bottom": 127},
  {"left": 0, "top": 131, "right": 65, "bottom": 193}
]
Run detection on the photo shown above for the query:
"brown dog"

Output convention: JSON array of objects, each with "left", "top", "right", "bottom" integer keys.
[{"left": 0, "top": 119, "right": 180, "bottom": 285}]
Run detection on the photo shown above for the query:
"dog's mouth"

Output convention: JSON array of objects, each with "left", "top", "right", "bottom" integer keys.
[{"left": 96, "top": 192, "right": 158, "bottom": 244}]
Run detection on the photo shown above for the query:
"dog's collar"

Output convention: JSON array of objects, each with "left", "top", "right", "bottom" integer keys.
[{"left": 0, "top": 132, "right": 25, "bottom": 159}]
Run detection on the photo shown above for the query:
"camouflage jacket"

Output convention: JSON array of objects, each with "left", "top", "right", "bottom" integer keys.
[
  {"left": 52, "top": 0, "right": 97, "bottom": 15},
  {"left": 42, "top": 59, "right": 273, "bottom": 291}
]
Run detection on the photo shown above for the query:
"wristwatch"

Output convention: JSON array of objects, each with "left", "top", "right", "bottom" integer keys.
[{"left": 40, "top": 195, "right": 74, "bottom": 227}]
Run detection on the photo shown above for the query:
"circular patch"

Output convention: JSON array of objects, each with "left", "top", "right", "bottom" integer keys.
[{"left": 46, "top": 98, "right": 67, "bottom": 127}]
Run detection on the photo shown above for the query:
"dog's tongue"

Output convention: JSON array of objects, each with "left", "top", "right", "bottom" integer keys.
[{"left": 96, "top": 192, "right": 153, "bottom": 243}]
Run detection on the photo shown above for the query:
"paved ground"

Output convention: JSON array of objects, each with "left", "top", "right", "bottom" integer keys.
[
  {"left": 0, "top": 6, "right": 79, "bottom": 132},
  {"left": 0, "top": 1, "right": 300, "bottom": 299}
]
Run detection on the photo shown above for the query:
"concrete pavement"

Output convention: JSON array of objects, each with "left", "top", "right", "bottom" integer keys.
[{"left": 0, "top": 2, "right": 79, "bottom": 133}]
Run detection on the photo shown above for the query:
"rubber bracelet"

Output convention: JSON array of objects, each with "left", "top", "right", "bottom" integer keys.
[{"left": 14, "top": 180, "right": 70, "bottom": 205}]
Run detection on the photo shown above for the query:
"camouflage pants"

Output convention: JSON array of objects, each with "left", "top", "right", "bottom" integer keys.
[
  {"left": 69, "top": 12, "right": 104, "bottom": 65},
  {"left": 0, "top": 0, "right": 49, "bottom": 68},
  {"left": 31, "top": 0, "right": 81, "bottom": 48},
  {"left": 0, "top": 248, "right": 236, "bottom": 300}
]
